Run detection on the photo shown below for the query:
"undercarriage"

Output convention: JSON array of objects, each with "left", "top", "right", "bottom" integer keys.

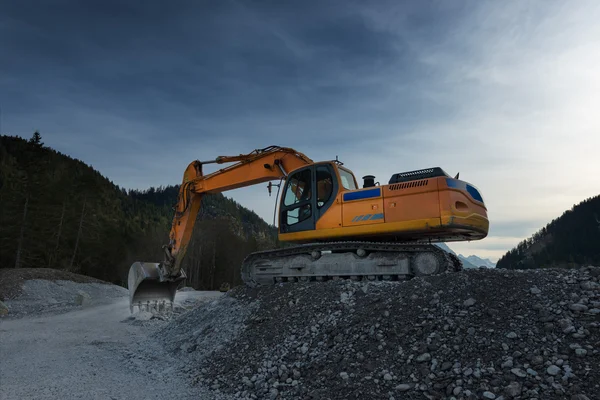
[{"left": 241, "top": 241, "right": 463, "bottom": 287}]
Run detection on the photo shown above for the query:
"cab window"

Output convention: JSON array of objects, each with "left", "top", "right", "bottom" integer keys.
[
  {"left": 286, "top": 204, "right": 312, "bottom": 225},
  {"left": 338, "top": 168, "right": 357, "bottom": 190},
  {"left": 316, "top": 166, "right": 333, "bottom": 208},
  {"left": 284, "top": 169, "right": 312, "bottom": 206}
]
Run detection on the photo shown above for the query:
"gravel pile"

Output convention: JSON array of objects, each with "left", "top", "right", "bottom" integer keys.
[
  {"left": 127, "top": 290, "right": 225, "bottom": 326},
  {"left": 0, "top": 268, "right": 107, "bottom": 300},
  {"left": 155, "top": 295, "right": 259, "bottom": 366},
  {"left": 3, "top": 278, "right": 127, "bottom": 317},
  {"left": 160, "top": 267, "right": 600, "bottom": 400}
]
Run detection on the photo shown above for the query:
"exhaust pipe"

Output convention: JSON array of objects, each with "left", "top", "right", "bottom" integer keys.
[{"left": 127, "top": 262, "right": 186, "bottom": 313}]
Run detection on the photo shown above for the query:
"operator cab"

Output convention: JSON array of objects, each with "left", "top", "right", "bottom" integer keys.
[{"left": 279, "top": 162, "right": 357, "bottom": 234}]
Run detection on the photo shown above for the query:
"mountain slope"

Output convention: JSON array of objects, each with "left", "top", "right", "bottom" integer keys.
[
  {"left": 434, "top": 243, "right": 480, "bottom": 269},
  {"left": 0, "top": 134, "right": 276, "bottom": 289},
  {"left": 497, "top": 195, "right": 600, "bottom": 269},
  {"left": 462, "top": 254, "right": 496, "bottom": 269}
]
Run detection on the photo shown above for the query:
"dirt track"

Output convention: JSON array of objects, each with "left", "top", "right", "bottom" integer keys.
[{"left": 0, "top": 291, "right": 227, "bottom": 400}]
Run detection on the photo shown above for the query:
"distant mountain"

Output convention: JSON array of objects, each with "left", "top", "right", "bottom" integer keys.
[
  {"left": 497, "top": 195, "right": 600, "bottom": 269},
  {"left": 434, "top": 243, "right": 492, "bottom": 269},
  {"left": 462, "top": 254, "right": 496, "bottom": 269}
]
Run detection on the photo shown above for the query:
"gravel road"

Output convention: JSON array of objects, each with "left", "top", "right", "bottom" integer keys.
[{"left": 0, "top": 290, "right": 228, "bottom": 400}]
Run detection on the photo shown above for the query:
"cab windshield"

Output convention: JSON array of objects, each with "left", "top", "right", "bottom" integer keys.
[{"left": 338, "top": 167, "right": 357, "bottom": 190}]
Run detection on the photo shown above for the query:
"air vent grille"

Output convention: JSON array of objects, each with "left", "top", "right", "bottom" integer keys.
[
  {"left": 389, "top": 179, "right": 429, "bottom": 191},
  {"left": 389, "top": 167, "right": 449, "bottom": 184}
]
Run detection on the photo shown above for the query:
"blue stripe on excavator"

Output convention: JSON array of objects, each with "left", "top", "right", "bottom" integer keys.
[{"left": 343, "top": 188, "right": 381, "bottom": 201}]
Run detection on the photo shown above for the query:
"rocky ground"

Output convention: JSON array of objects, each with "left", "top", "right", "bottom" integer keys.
[
  {"left": 0, "top": 268, "right": 226, "bottom": 400},
  {"left": 157, "top": 267, "right": 600, "bottom": 400},
  {"left": 2, "top": 266, "right": 598, "bottom": 399}
]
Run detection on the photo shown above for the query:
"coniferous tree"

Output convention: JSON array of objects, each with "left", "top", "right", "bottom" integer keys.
[
  {"left": 1, "top": 134, "right": 278, "bottom": 287},
  {"left": 29, "top": 131, "right": 44, "bottom": 147},
  {"left": 497, "top": 195, "right": 600, "bottom": 269}
]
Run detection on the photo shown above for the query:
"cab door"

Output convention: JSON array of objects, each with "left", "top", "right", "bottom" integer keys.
[
  {"left": 279, "top": 166, "right": 316, "bottom": 234},
  {"left": 278, "top": 163, "right": 339, "bottom": 234}
]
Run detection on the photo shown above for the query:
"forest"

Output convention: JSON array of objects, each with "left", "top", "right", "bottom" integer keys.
[
  {"left": 496, "top": 194, "right": 600, "bottom": 269},
  {"left": 0, "top": 133, "right": 277, "bottom": 290}
]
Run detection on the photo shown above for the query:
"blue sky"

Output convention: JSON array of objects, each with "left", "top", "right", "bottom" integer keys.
[{"left": 2, "top": 0, "right": 599, "bottom": 261}]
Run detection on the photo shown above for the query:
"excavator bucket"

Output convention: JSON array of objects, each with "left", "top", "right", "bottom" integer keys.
[{"left": 127, "top": 262, "right": 186, "bottom": 313}]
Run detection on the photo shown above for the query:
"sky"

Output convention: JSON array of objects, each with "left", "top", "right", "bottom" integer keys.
[{"left": 1, "top": 0, "right": 599, "bottom": 262}]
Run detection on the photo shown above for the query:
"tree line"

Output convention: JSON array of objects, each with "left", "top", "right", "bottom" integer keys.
[
  {"left": 0, "top": 133, "right": 277, "bottom": 289},
  {"left": 496, "top": 194, "right": 600, "bottom": 269}
]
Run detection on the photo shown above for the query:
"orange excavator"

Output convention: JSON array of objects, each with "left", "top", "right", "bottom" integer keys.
[{"left": 128, "top": 146, "right": 489, "bottom": 311}]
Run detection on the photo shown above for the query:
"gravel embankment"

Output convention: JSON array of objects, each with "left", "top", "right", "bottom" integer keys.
[
  {"left": 158, "top": 267, "right": 600, "bottom": 400},
  {"left": 2, "top": 279, "right": 127, "bottom": 318},
  {"left": 0, "top": 268, "right": 108, "bottom": 301}
]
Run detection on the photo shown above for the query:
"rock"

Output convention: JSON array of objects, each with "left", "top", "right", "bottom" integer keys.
[
  {"left": 416, "top": 353, "right": 431, "bottom": 362},
  {"left": 242, "top": 377, "right": 254, "bottom": 388},
  {"left": 547, "top": 365, "right": 561, "bottom": 376},
  {"left": 453, "top": 386, "right": 463, "bottom": 395},
  {"left": 575, "top": 348, "right": 588, "bottom": 357},
  {"left": 526, "top": 368, "right": 537, "bottom": 376},
  {"left": 483, "top": 391, "right": 496, "bottom": 399},
  {"left": 268, "top": 388, "right": 279, "bottom": 399},
  {"left": 0, "top": 300, "right": 8, "bottom": 316},
  {"left": 506, "top": 332, "right": 517, "bottom": 339},
  {"left": 580, "top": 281, "right": 597, "bottom": 290},
  {"left": 530, "top": 287, "right": 542, "bottom": 294},
  {"left": 511, "top": 368, "right": 526, "bottom": 378},
  {"left": 340, "top": 372, "right": 349, "bottom": 380},
  {"left": 75, "top": 290, "right": 91, "bottom": 306},
  {"left": 383, "top": 373, "right": 392, "bottom": 381},
  {"left": 571, "top": 395, "right": 591, "bottom": 400},
  {"left": 569, "top": 303, "right": 588, "bottom": 312},
  {"left": 463, "top": 298, "right": 476, "bottom": 307},
  {"left": 505, "top": 382, "right": 521, "bottom": 397},
  {"left": 180, "top": 342, "right": 196, "bottom": 353},
  {"left": 395, "top": 384, "right": 412, "bottom": 392},
  {"left": 531, "top": 355, "right": 544, "bottom": 365},
  {"left": 564, "top": 325, "right": 576, "bottom": 334}
]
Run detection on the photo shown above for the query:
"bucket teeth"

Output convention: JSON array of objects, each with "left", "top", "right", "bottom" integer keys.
[{"left": 131, "top": 300, "right": 174, "bottom": 314}]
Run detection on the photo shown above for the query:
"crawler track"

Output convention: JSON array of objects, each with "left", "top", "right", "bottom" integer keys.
[{"left": 241, "top": 241, "right": 462, "bottom": 287}]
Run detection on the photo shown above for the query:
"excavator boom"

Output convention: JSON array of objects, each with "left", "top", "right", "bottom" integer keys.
[{"left": 128, "top": 146, "right": 312, "bottom": 311}]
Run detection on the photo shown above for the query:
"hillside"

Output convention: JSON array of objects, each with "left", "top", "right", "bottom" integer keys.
[
  {"left": 497, "top": 195, "right": 600, "bottom": 269},
  {"left": 0, "top": 133, "right": 276, "bottom": 290}
]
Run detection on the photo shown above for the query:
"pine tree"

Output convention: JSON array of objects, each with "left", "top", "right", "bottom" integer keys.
[{"left": 29, "top": 131, "right": 44, "bottom": 147}]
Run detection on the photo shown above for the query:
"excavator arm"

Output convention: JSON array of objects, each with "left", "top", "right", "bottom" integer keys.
[{"left": 128, "top": 146, "right": 312, "bottom": 310}]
